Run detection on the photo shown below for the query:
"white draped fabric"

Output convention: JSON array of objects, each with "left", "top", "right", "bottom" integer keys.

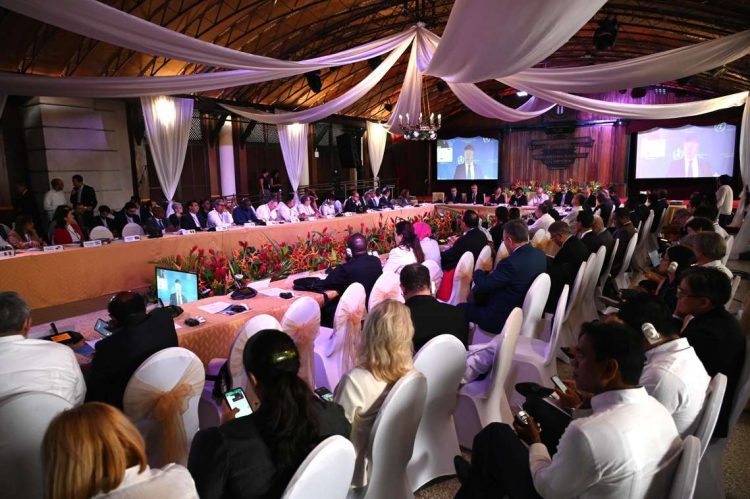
[
  {"left": 385, "top": 34, "right": 424, "bottom": 135},
  {"left": 277, "top": 123, "right": 309, "bottom": 197},
  {"left": 426, "top": 0, "right": 606, "bottom": 82},
  {"left": 366, "top": 121, "right": 388, "bottom": 179},
  {"left": 220, "top": 35, "right": 414, "bottom": 125},
  {"left": 140, "top": 96, "right": 193, "bottom": 214},
  {"left": 730, "top": 103, "right": 750, "bottom": 258}
]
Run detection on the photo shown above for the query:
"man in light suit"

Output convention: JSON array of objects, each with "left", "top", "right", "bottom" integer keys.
[
  {"left": 666, "top": 134, "right": 713, "bottom": 178},
  {"left": 453, "top": 144, "right": 484, "bottom": 180}
]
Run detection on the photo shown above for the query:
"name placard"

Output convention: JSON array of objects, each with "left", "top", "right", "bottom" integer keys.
[
  {"left": 215, "top": 225, "right": 228, "bottom": 232},
  {"left": 83, "top": 240, "right": 103, "bottom": 248},
  {"left": 43, "top": 245, "right": 64, "bottom": 253},
  {"left": 180, "top": 229, "right": 196, "bottom": 235},
  {"left": 0, "top": 249, "right": 15, "bottom": 259},
  {"left": 307, "top": 217, "right": 318, "bottom": 221},
  {"left": 243, "top": 223, "right": 256, "bottom": 227},
  {"left": 325, "top": 215, "right": 335, "bottom": 219},
  {"left": 266, "top": 221, "right": 280, "bottom": 226},
  {"left": 124, "top": 235, "right": 141, "bottom": 243},
  {"left": 343, "top": 212, "right": 354, "bottom": 217}
]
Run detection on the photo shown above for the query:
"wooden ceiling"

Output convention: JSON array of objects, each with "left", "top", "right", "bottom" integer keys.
[{"left": 0, "top": 0, "right": 748, "bottom": 121}]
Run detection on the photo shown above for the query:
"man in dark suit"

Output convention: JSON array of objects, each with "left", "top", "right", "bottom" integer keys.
[
  {"left": 459, "top": 219, "right": 546, "bottom": 334},
  {"left": 582, "top": 186, "right": 597, "bottom": 210},
  {"left": 490, "top": 206, "right": 510, "bottom": 251},
  {"left": 378, "top": 188, "right": 393, "bottom": 209},
  {"left": 12, "top": 180, "right": 43, "bottom": 233},
  {"left": 69, "top": 174, "right": 97, "bottom": 211},
  {"left": 181, "top": 200, "right": 207, "bottom": 231},
  {"left": 553, "top": 186, "right": 574, "bottom": 207},
  {"left": 575, "top": 209, "right": 603, "bottom": 256},
  {"left": 320, "top": 233, "right": 382, "bottom": 327},
  {"left": 343, "top": 191, "right": 366, "bottom": 214},
  {"left": 593, "top": 214, "right": 615, "bottom": 272},
  {"left": 509, "top": 187, "right": 527, "bottom": 207},
  {"left": 440, "top": 210, "right": 488, "bottom": 271},
  {"left": 445, "top": 186, "right": 461, "bottom": 204},
  {"left": 92, "top": 205, "right": 115, "bottom": 232},
  {"left": 677, "top": 268, "right": 745, "bottom": 438},
  {"left": 401, "top": 264, "right": 469, "bottom": 352},
  {"left": 611, "top": 208, "right": 636, "bottom": 276},
  {"left": 114, "top": 202, "right": 142, "bottom": 234},
  {"left": 545, "top": 222, "right": 588, "bottom": 313},
  {"left": 666, "top": 135, "right": 713, "bottom": 177},
  {"left": 453, "top": 144, "right": 484, "bottom": 180},
  {"left": 86, "top": 291, "right": 178, "bottom": 408},
  {"left": 594, "top": 192, "right": 614, "bottom": 227},
  {"left": 490, "top": 187, "right": 506, "bottom": 205},
  {"left": 465, "top": 184, "right": 484, "bottom": 205},
  {"left": 365, "top": 191, "right": 380, "bottom": 210},
  {"left": 169, "top": 279, "right": 187, "bottom": 306}
]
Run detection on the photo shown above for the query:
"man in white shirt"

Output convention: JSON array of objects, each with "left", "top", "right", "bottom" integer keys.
[
  {"left": 716, "top": 175, "right": 734, "bottom": 227},
  {"left": 255, "top": 199, "right": 279, "bottom": 222},
  {"left": 0, "top": 292, "right": 86, "bottom": 406},
  {"left": 455, "top": 321, "right": 680, "bottom": 499},
  {"left": 529, "top": 187, "right": 549, "bottom": 206},
  {"left": 276, "top": 193, "right": 298, "bottom": 222},
  {"left": 562, "top": 193, "right": 585, "bottom": 225},
  {"left": 206, "top": 198, "right": 233, "bottom": 228},
  {"left": 683, "top": 231, "right": 733, "bottom": 280},
  {"left": 43, "top": 178, "right": 67, "bottom": 221},
  {"left": 528, "top": 204, "right": 555, "bottom": 236}
]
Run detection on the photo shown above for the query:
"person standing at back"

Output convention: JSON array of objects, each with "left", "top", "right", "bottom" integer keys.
[
  {"left": 69, "top": 174, "right": 97, "bottom": 211},
  {"left": 716, "top": 175, "right": 734, "bottom": 227},
  {"left": 43, "top": 178, "right": 67, "bottom": 222}
]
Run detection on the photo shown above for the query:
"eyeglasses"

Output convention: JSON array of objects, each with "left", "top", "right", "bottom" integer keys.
[{"left": 676, "top": 287, "right": 700, "bottom": 299}]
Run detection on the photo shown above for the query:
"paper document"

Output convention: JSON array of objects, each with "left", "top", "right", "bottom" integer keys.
[{"left": 198, "top": 301, "right": 232, "bottom": 314}]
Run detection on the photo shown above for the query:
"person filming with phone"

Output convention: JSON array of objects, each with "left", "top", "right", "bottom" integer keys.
[
  {"left": 455, "top": 321, "right": 681, "bottom": 499},
  {"left": 188, "top": 330, "right": 350, "bottom": 499}
]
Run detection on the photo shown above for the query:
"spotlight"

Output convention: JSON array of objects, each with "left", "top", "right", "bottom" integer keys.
[
  {"left": 631, "top": 87, "right": 647, "bottom": 99},
  {"left": 368, "top": 56, "right": 382, "bottom": 70},
  {"left": 516, "top": 91, "right": 528, "bottom": 97},
  {"left": 305, "top": 71, "right": 322, "bottom": 93},
  {"left": 436, "top": 80, "right": 448, "bottom": 93},
  {"left": 593, "top": 17, "right": 618, "bottom": 50},
  {"left": 655, "top": 87, "right": 667, "bottom": 95},
  {"left": 384, "top": 102, "right": 393, "bottom": 112}
]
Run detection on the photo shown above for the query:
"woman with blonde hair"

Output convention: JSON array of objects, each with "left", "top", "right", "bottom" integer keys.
[
  {"left": 42, "top": 402, "right": 198, "bottom": 499},
  {"left": 334, "top": 299, "right": 414, "bottom": 487}
]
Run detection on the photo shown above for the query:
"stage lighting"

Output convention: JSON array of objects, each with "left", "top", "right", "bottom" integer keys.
[
  {"left": 384, "top": 102, "right": 393, "bottom": 112},
  {"left": 631, "top": 87, "right": 647, "bottom": 99},
  {"left": 593, "top": 17, "right": 618, "bottom": 50},
  {"left": 516, "top": 91, "right": 528, "bottom": 97},
  {"left": 305, "top": 71, "right": 322, "bottom": 93}
]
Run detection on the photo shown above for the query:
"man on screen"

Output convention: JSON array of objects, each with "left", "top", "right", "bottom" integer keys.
[
  {"left": 667, "top": 134, "right": 712, "bottom": 178},
  {"left": 454, "top": 144, "right": 484, "bottom": 180},
  {"left": 170, "top": 279, "right": 187, "bottom": 306}
]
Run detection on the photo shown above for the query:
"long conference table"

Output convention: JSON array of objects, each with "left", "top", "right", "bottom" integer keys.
[{"left": 1, "top": 205, "right": 434, "bottom": 312}]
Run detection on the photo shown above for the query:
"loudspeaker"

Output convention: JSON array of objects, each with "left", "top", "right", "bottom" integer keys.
[{"left": 336, "top": 133, "right": 362, "bottom": 169}]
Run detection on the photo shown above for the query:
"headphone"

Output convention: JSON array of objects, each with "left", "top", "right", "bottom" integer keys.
[
  {"left": 641, "top": 322, "right": 661, "bottom": 345},
  {"left": 345, "top": 247, "right": 353, "bottom": 259},
  {"left": 667, "top": 261, "right": 679, "bottom": 274}
]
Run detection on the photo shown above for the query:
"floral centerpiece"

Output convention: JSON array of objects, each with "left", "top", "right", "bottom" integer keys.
[{"left": 511, "top": 179, "right": 603, "bottom": 194}]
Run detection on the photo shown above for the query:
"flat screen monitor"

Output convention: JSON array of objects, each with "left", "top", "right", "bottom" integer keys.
[
  {"left": 437, "top": 136, "right": 499, "bottom": 180},
  {"left": 634, "top": 123, "right": 736, "bottom": 179},
  {"left": 156, "top": 267, "right": 199, "bottom": 306}
]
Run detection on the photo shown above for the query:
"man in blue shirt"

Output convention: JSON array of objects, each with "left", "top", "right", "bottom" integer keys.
[{"left": 232, "top": 198, "right": 262, "bottom": 225}]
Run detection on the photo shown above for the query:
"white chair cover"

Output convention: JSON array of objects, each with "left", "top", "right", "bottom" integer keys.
[
  {"left": 368, "top": 273, "right": 404, "bottom": 311},
  {"left": 281, "top": 297, "right": 321, "bottom": 389},
  {"left": 494, "top": 241, "right": 509, "bottom": 266},
  {"left": 693, "top": 373, "right": 727, "bottom": 458},
  {"left": 121, "top": 222, "right": 145, "bottom": 237},
  {"left": 123, "top": 347, "right": 205, "bottom": 467},
  {"left": 722, "top": 235, "right": 734, "bottom": 265},
  {"left": 282, "top": 436, "right": 355, "bottom": 499},
  {"left": 447, "top": 251, "right": 474, "bottom": 306},
  {"left": 89, "top": 225, "right": 114, "bottom": 240},
  {"left": 474, "top": 245, "right": 493, "bottom": 272},
  {"left": 421, "top": 259, "right": 443, "bottom": 293},
  {"left": 596, "top": 238, "right": 619, "bottom": 312},
  {"left": 631, "top": 210, "right": 654, "bottom": 273},
  {"left": 530, "top": 228, "right": 549, "bottom": 248},
  {"left": 0, "top": 392, "right": 72, "bottom": 499},
  {"left": 356, "top": 371, "right": 427, "bottom": 499},
  {"left": 408, "top": 335, "right": 466, "bottom": 490},
  {"left": 669, "top": 436, "right": 701, "bottom": 499},
  {"left": 613, "top": 233, "right": 639, "bottom": 290},
  {"left": 728, "top": 274, "right": 742, "bottom": 310},
  {"left": 580, "top": 246, "right": 607, "bottom": 323},
  {"left": 558, "top": 261, "right": 587, "bottom": 349},
  {"left": 519, "top": 273, "right": 551, "bottom": 339},
  {"left": 455, "top": 308, "right": 523, "bottom": 449}
]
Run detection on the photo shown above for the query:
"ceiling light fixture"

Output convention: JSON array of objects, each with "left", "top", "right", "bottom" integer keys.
[{"left": 593, "top": 17, "right": 618, "bottom": 50}]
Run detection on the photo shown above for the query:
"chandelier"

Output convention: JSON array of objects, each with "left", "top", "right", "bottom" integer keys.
[{"left": 397, "top": 86, "right": 441, "bottom": 141}]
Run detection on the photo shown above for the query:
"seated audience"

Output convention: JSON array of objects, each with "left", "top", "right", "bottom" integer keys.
[
  {"left": 320, "top": 233, "right": 382, "bottom": 326},
  {"left": 396, "top": 188, "right": 412, "bottom": 206},
  {"left": 0, "top": 292, "right": 85, "bottom": 406},
  {"left": 364, "top": 190, "right": 379, "bottom": 210},
  {"left": 414, "top": 221, "right": 441, "bottom": 266},
  {"left": 509, "top": 187, "right": 528, "bottom": 207},
  {"left": 490, "top": 206, "right": 510, "bottom": 251},
  {"left": 716, "top": 174, "right": 734, "bottom": 227},
  {"left": 445, "top": 186, "right": 461, "bottom": 203},
  {"left": 86, "top": 292, "right": 178, "bottom": 409},
  {"left": 378, "top": 187, "right": 393, "bottom": 209},
  {"left": 509, "top": 207, "right": 521, "bottom": 220},
  {"left": 662, "top": 208, "right": 691, "bottom": 242},
  {"left": 319, "top": 194, "right": 337, "bottom": 217},
  {"left": 207, "top": 198, "right": 233, "bottom": 228},
  {"left": 553, "top": 185, "right": 574, "bottom": 207},
  {"left": 199, "top": 199, "right": 212, "bottom": 226},
  {"left": 232, "top": 198, "right": 261, "bottom": 225},
  {"left": 582, "top": 185, "right": 596, "bottom": 210},
  {"left": 276, "top": 193, "right": 298, "bottom": 222},
  {"left": 139, "top": 199, "right": 158, "bottom": 222},
  {"left": 7, "top": 215, "right": 42, "bottom": 249},
  {"left": 296, "top": 195, "right": 317, "bottom": 219},
  {"left": 53, "top": 206, "right": 85, "bottom": 244},
  {"left": 592, "top": 214, "right": 614, "bottom": 269},
  {"left": 693, "top": 205, "right": 729, "bottom": 239},
  {"left": 490, "top": 186, "right": 506, "bottom": 205},
  {"left": 335, "top": 300, "right": 413, "bottom": 487},
  {"left": 650, "top": 189, "right": 669, "bottom": 233},
  {"left": 93, "top": 205, "right": 116, "bottom": 232},
  {"left": 343, "top": 190, "right": 366, "bottom": 213},
  {"left": 383, "top": 220, "right": 425, "bottom": 274},
  {"left": 545, "top": 221, "right": 588, "bottom": 313},
  {"left": 575, "top": 209, "right": 603, "bottom": 255},
  {"left": 465, "top": 184, "right": 483, "bottom": 205},
  {"left": 655, "top": 245, "right": 696, "bottom": 311},
  {"left": 401, "top": 263, "right": 468, "bottom": 352},
  {"left": 682, "top": 231, "right": 732, "bottom": 279},
  {"left": 593, "top": 191, "right": 613, "bottom": 226},
  {"left": 561, "top": 193, "right": 585, "bottom": 224},
  {"left": 144, "top": 205, "right": 168, "bottom": 234},
  {"left": 44, "top": 402, "right": 198, "bottom": 498},
  {"left": 256, "top": 199, "right": 279, "bottom": 222},
  {"left": 114, "top": 202, "right": 142, "bottom": 233},
  {"left": 684, "top": 215, "right": 716, "bottom": 235},
  {"left": 528, "top": 187, "right": 549, "bottom": 206},
  {"left": 181, "top": 200, "right": 207, "bottom": 231},
  {"left": 615, "top": 293, "right": 710, "bottom": 437},
  {"left": 543, "top": 199, "right": 561, "bottom": 221},
  {"left": 456, "top": 322, "right": 680, "bottom": 499},
  {"left": 459, "top": 219, "right": 546, "bottom": 334},
  {"left": 528, "top": 203, "right": 554, "bottom": 236},
  {"left": 189, "top": 330, "right": 350, "bottom": 498},
  {"left": 440, "top": 210, "right": 488, "bottom": 271},
  {"left": 677, "top": 267, "right": 745, "bottom": 438},
  {"left": 610, "top": 207, "right": 636, "bottom": 276},
  {"left": 167, "top": 202, "right": 184, "bottom": 229}
]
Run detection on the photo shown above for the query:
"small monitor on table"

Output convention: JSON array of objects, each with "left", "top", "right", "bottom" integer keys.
[{"left": 156, "top": 268, "right": 199, "bottom": 306}]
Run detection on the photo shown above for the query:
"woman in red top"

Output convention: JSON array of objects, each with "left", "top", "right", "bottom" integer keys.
[{"left": 53, "top": 206, "right": 85, "bottom": 244}]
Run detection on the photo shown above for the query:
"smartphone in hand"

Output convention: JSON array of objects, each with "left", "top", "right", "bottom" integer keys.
[
  {"left": 224, "top": 387, "right": 253, "bottom": 418},
  {"left": 314, "top": 387, "right": 334, "bottom": 402},
  {"left": 551, "top": 375, "right": 568, "bottom": 393},
  {"left": 513, "top": 404, "right": 530, "bottom": 426}
]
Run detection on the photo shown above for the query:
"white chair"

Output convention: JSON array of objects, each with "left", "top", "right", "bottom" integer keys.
[
  {"left": 508, "top": 285, "right": 569, "bottom": 407},
  {"left": 562, "top": 253, "right": 599, "bottom": 348},
  {"left": 121, "top": 222, "right": 145, "bottom": 237},
  {"left": 408, "top": 335, "right": 466, "bottom": 491},
  {"left": 123, "top": 347, "right": 205, "bottom": 467},
  {"left": 631, "top": 210, "right": 654, "bottom": 273},
  {"left": 613, "top": 233, "right": 638, "bottom": 290},
  {"left": 693, "top": 373, "right": 727, "bottom": 458},
  {"left": 722, "top": 235, "right": 734, "bottom": 265},
  {"left": 282, "top": 435, "right": 355, "bottom": 499},
  {"left": 454, "top": 308, "right": 523, "bottom": 449},
  {"left": 314, "top": 283, "right": 366, "bottom": 390},
  {"left": 352, "top": 371, "right": 427, "bottom": 499},
  {"left": 422, "top": 259, "right": 443, "bottom": 294},
  {"left": 727, "top": 274, "right": 741, "bottom": 311},
  {"left": 199, "top": 314, "right": 282, "bottom": 429},
  {"left": 669, "top": 436, "right": 701, "bottom": 499},
  {"left": 530, "top": 228, "right": 549, "bottom": 248},
  {"left": 281, "top": 297, "right": 321, "bottom": 389},
  {"left": 445, "top": 251, "right": 474, "bottom": 306},
  {"left": 695, "top": 336, "right": 750, "bottom": 499},
  {"left": 0, "top": 392, "right": 72, "bottom": 499},
  {"left": 519, "top": 273, "right": 551, "bottom": 339},
  {"left": 474, "top": 245, "right": 493, "bottom": 272},
  {"left": 580, "top": 246, "right": 607, "bottom": 323},
  {"left": 596, "top": 238, "right": 619, "bottom": 312},
  {"left": 494, "top": 241, "right": 509, "bottom": 267},
  {"left": 559, "top": 261, "right": 587, "bottom": 349},
  {"left": 368, "top": 273, "right": 404, "bottom": 311},
  {"left": 89, "top": 225, "right": 114, "bottom": 240}
]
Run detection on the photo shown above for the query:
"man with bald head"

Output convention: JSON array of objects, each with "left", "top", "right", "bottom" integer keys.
[{"left": 319, "top": 233, "right": 383, "bottom": 326}]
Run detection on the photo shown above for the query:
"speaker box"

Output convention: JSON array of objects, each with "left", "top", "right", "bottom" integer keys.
[{"left": 336, "top": 133, "right": 362, "bottom": 169}]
